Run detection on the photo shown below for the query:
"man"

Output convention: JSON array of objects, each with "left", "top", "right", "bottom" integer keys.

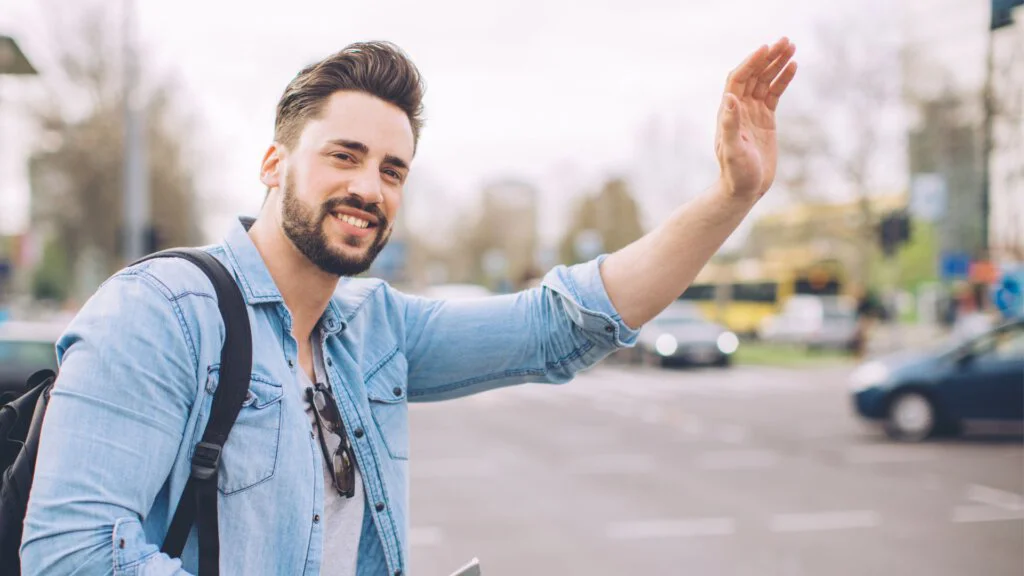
[{"left": 21, "top": 38, "right": 797, "bottom": 575}]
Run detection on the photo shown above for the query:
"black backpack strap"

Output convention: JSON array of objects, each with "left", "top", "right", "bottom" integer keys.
[{"left": 135, "top": 248, "right": 252, "bottom": 576}]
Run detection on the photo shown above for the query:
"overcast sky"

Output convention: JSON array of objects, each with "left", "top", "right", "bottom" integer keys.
[{"left": 1, "top": 0, "right": 908, "bottom": 247}]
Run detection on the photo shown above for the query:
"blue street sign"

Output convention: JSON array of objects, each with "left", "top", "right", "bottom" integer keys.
[
  {"left": 994, "top": 268, "right": 1024, "bottom": 319},
  {"left": 939, "top": 252, "right": 971, "bottom": 280}
]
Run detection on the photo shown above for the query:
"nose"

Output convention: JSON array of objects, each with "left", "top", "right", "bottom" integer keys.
[{"left": 347, "top": 166, "right": 384, "bottom": 205}]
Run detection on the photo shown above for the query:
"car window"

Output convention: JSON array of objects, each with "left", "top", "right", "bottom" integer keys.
[
  {"left": 985, "top": 327, "right": 1024, "bottom": 362},
  {"left": 0, "top": 340, "right": 56, "bottom": 367}
]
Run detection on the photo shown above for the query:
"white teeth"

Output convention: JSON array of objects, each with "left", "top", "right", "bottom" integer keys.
[{"left": 336, "top": 214, "right": 369, "bottom": 229}]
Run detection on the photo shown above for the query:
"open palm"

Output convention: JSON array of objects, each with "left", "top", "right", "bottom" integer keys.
[{"left": 714, "top": 38, "right": 798, "bottom": 201}]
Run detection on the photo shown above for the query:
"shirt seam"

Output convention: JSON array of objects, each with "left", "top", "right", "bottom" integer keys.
[
  {"left": 365, "top": 346, "right": 400, "bottom": 383},
  {"left": 333, "top": 374, "right": 404, "bottom": 570},
  {"left": 223, "top": 232, "right": 279, "bottom": 303},
  {"left": 128, "top": 268, "right": 202, "bottom": 376},
  {"left": 338, "top": 281, "right": 388, "bottom": 323},
  {"left": 407, "top": 340, "right": 595, "bottom": 399}
]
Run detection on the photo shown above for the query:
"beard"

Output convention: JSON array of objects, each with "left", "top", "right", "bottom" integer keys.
[{"left": 280, "top": 175, "right": 392, "bottom": 277}]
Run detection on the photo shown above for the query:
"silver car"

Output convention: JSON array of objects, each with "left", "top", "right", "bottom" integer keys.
[{"left": 636, "top": 303, "right": 739, "bottom": 367}]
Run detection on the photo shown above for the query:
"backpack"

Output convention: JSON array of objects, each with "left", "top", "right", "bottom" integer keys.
[{"left": 0, "top": 248, "right": 252, "bottom": 576}]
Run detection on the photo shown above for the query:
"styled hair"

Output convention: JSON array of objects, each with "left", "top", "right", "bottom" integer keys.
[{"left": 274, "top": 41, "right": 425, "bottom": 151}]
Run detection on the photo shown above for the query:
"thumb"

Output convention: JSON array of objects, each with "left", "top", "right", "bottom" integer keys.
[{"left": 720, "top": 93, "right": 742, "bottom": 151}]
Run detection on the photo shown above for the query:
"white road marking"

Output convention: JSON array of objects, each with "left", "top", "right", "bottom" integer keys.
[
  {"left": 409, "top": 526, "right": 444, "bottom": 547},
  {"left": 677, "top": 415, "right": 704, "bottom": 436},
  {"left": 640, "top": 406, "right": 663, "bottom": 424},
  {"left": 413, "top": 457, "right": 499, "bottom": 479},
  {"left": 951, "top": 506, "right": 1024, "bottom": 523},
  {"left": 844, "top": 445, "right": 938, "bottom": 464},
  {"left": 966, "top": 484, "right": 1024, "bottom": 511},
  {"left": 716, "top": 424, "right": 749, "bottom": 444},
  {"left": 567, "top": 453, "right": 656, "bottom": 475},
  {"left": 769, "top": 510, "right": 881, "bottom": 533},
  {"left": 606, "top": 517, "right": 736, "bottom": 540},
  {"left": 697, "top": 449, "right": 779, "bottom": 470}
]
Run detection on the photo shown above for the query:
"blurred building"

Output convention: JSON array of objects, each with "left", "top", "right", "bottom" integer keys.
[
  {"left": 740, "top": 193, "right": 908, "bottom": 285},
  {"left": 558, "top": 177, "right": 645, "bottom": 266},
  {"left": 455, "top": 179, "right": 539, "bottom": 291},
  {"left": 901, "top": 0, "right": 1024, "bottom": 265}
]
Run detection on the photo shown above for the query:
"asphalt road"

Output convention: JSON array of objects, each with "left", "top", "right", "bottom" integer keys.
[{"left": 408, "top": 364, "right": 1024, "bottom": 576}]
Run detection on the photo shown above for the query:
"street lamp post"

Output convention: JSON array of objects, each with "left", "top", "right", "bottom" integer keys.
[{"left": 122, "top": 0, "right": 150, "bottom": 263}]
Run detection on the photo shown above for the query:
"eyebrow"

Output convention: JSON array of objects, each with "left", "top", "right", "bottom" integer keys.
[{"left": 328, "top": 138, "right": 410, "bottom": 172}]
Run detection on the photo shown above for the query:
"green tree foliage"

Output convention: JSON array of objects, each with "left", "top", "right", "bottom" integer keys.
[{"left": 559, "top": 177, "right": 645, "bottom": 265}]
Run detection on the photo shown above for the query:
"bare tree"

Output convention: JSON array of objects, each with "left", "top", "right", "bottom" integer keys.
[
  {"left": 26, "top": 3, "right": 202, "bottom": 302},
  {"left": 770, "top": 20, "right": 906, "bottom": 287}
]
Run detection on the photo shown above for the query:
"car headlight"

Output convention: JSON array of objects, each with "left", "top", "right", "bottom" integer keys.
[
  {"left": 655, "top": 334, "right": 678, "bottom": 356},
  {"left": 849, "top": 361, "right": 890, "bottom": 391},
  {"left": 717, "top": 331, "right": 739, "bottom": 354}
]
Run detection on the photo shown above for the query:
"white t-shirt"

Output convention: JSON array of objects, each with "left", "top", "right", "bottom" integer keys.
[{"left": 299, "top": 332, "right": 364, "bottom": 575}]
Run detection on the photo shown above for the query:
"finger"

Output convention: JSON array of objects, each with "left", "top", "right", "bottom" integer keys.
[
  {"left": 745, "top": 38, "right": 789, "bottom": 97},
  {"left": 753, "top": 42, "right": 796, "bottom": 100},
  {"left": 765, "top": 61, "right": 798, "bottom": 111},
  {"left": 725, "top": 44, "right": 770, "bottom": 95},
  {"left": 720, "top": 93, "right": 742, "bottom": 151}
]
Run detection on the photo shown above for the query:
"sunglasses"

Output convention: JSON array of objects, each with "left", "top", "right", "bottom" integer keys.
[{"left": 305, "top": 384, "right": 356, "bottom": 498}]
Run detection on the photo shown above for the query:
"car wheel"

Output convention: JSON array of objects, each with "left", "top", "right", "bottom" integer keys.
[
  {"left": 715, "top": 355, "right": 732, "bottom": 368},
  {"left": 885, "top": 391, "right": 936, "bottom": 442}
]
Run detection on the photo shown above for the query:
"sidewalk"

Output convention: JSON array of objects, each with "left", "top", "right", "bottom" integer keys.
[{"left": 866, "top": 322, "right": 948, "bottom": 356}]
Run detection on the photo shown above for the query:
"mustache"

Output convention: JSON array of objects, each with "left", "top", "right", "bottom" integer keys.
[{"left": 321, "top": 195, "right": 388, "bottom": 230}]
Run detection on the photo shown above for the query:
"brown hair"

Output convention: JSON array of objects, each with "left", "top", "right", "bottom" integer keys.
[{"left": 274, "top": 41, "right": 425, "bottom": 152}]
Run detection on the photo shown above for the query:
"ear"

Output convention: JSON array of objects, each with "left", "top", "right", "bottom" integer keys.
[{"left": 260, "top": 143, "right": 284, "bottom": 190}]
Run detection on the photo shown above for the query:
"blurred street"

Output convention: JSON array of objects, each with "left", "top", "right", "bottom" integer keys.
[{"left": 410, "top": 364, "right": 1024, "bottom": 576}]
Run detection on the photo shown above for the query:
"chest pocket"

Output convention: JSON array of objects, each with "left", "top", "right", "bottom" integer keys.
[
  {"left": 190, "top": 367, "right": 284, "bottom": 495},
  {"left": 365, "top": 349, "right": 409, "bottom": 460}
]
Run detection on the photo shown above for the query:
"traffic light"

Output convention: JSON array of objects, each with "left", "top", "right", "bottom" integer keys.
[
  {"left": 879, "top": 211, "right": 911, "bottom": 257},
  {"left": 992, "top": 0, "right": 1023, "bottom": 30}
]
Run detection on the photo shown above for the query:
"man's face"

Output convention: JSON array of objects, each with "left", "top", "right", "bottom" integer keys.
[{"left": 268, "top": 91, "right": 414, "bottom": 277}]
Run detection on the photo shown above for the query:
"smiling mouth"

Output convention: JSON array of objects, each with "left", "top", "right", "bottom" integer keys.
[{"left": 331, "top": 212, "right": 378, "bottom": 230}]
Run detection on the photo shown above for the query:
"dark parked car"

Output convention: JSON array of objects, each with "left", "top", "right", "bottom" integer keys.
[
  {"left": 636, "top": 303, "right": 739, "bottom": 367},
  {"left": 0, "top": 321, "right": 62, "bottom": 397},
  {"left": 850, "top": 318, "right": 1024, "bottom": 441}
]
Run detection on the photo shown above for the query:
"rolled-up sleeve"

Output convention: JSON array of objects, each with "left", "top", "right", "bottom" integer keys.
[
  {"left": 402, "top": 255, "right": 639, "bottom": 402},
  {"left": 542, "top": 254, "right": 641, "bottom": 348}
]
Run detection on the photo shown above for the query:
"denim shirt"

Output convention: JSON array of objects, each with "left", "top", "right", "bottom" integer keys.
[{"left": 21, "top": 217, "right": 639, "bottom": 576}]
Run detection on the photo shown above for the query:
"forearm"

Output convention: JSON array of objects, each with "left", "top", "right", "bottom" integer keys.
[
  {"left": 403, "top": 258, "right": 640, "bottom": 401},
  {"left": 600, "top": 179, "right": 756, "bottom": 328}
]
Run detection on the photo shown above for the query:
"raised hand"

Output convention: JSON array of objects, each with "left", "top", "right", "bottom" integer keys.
[{"left": 714, "top": 37, "right": 798, "bottom": 202}]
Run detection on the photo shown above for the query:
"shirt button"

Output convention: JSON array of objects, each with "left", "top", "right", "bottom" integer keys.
[
  {"left": 393, "top": 387, "right": 402, "bottom": 397},
  {"left": 287, "top": 359, "right": 295, "bottom": 368},
  {"left": 375, "top": 502, "right": 385, "bottom": 512},
  {"left": 313, "top": 514, "right": 321, "bottom": 524},
  {"left": 326, "top": 357, "right": 333, "bottom": 367},
  {"left": 354, "top": 427, "right": 364, "bottom": 439},
  {"left": 604, "top": 325, "right": 615, "bottom": 333},
  {"left": 394, "top": 571, "right": 402, "bottom": 576},
  {"left": 310, "top": 429, "right": 315, "bottom": 439}
]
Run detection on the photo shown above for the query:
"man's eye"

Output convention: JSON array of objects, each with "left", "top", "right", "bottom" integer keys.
[
  {"left": 383, "top": 170, "right": 403, "bottom": 181},
  {"left": 332, "top": 153, "right": 354, "bottom": 162}
]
